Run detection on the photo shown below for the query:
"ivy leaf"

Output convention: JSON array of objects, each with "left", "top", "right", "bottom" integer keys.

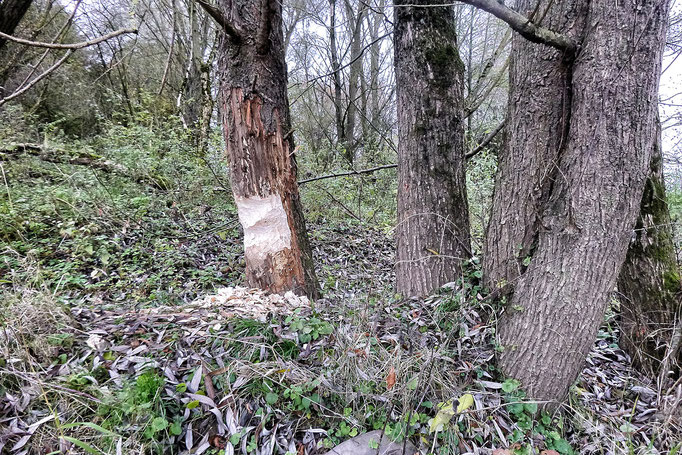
[
  {"left": 151, "top": 417, "right": 168, "bottom": 432},
  {"left": 502, "top": 379, "right": 521, "bottom": 393},
  {"left": 265, "top": 392, "right": 279, "bottom": 405},
  {"left": 524, "top": 402, "right": 538, "bottom": 414},
  {"left": 553, "top": 438, "right": 572, "bottom": 455},
  {"left": 169, "top": 421, "right": 182, "bottom": 436}
]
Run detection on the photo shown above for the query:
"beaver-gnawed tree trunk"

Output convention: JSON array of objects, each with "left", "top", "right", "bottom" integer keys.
[
  {"left": 394, "top": 0, "right": 471, "bottom": 297},
  {"left": 475, "top": 0, "right": 669, "bottom": 403},
  {"left": 618, "top": 120, "right": 682, "bottom": 379},
  {"left": 210, "top": 0, "right": 319, "bottom": 298}
]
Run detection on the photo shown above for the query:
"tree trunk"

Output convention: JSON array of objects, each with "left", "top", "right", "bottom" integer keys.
[
  {"left": 328, "top": 0, "right": 345, "bottom": 149},
  {"left": 217, "top": 0, "right": 320, "bottom": 299},
  {"left": 368, "top": 0, "right": 383, "bottom": 129},
  {"left": 179, "top": 1, "right": 204, "bottom": 134},
  {"left": 197, "top": 53, "right": 214, "bottom": 156},
  {"left": 493, "top": 0, "right": 670, "bottom": 402},
  {"left": 0, "top": 0, "right": 33, "bottom": 95},
  {"left": 342, "top": 1, "right": 366, "bottom": 163},
  {"left": 0, "top": 0, "right": 32, "bottom": 51},
  {"left": 618, "top": 120, "right": 682, "bottom": 379},
  {"left": 394, "top": 0, "right": 471, "bottom": 297},
  {"left": 483, "top": 0, "right": 585, "bottom": 294}
]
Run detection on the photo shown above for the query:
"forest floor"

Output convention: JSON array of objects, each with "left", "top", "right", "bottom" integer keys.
[{"left": 1, "top": 132, "right": 681, "bottom": 454}]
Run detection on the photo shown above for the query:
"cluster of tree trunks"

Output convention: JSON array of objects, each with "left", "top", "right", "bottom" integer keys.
[
  {"left": 0, "top": 0, "right": 677, "bottom": 407},
  {"left": 484, "top": 0, "right": 671, "bottom": 401},
  {"left": 204, "top": 0, "right": 678, "bottom": 404}
]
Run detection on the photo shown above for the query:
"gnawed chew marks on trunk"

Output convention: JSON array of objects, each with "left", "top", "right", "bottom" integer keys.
[
  {"left": 215, "top": 0, "right": 319, "bottom": 299},
  {"left": 227, "top": 90, "right": 304, "bottom": 294}
]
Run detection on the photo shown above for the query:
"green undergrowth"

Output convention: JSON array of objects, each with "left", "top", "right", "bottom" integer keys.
[{"left": 1, "top": 119, "right": 242, "bottom": 306}]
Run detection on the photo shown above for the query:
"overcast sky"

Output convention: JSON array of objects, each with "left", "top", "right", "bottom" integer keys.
[{"left": 661, "top": 1, "right": 682, "bottom": 165}]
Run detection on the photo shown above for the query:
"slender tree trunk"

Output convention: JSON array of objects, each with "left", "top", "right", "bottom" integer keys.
[
  {"left": 618, "top": 119, "right": 682, "bottom": 379},
  {"left": 493, "top": 0, "right": 670, "bottom": 402},
  {"left": 394, "top": 0, "right": 471, "bottom": 297},
  {"left": 368, "top": 0, "right": 383, "bottom": 128},
  {"left": 179, "top": 0, "right": 203, "bottom": 131},
  {"left": 198, "top": 51, "right": 214, "bottom": 156},
  {"left": 342, "top": 1, "right": 366, "bottom": 163},
  {"left": 328, "top": 0, "right": 345, "bottom": 148},
  {"left": 217, "top": 0, "right": 320, "bottom": 298}
]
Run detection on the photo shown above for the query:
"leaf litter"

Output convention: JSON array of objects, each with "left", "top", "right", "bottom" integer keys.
[{"left": 0, "top": 225, "right": 680, "bottom": 454}]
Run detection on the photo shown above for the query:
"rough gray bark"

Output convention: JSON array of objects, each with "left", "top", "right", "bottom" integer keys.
[
  {"left": 394, "top": 0, "right": 471, "bottom": 297},
  {"left": 0, "top": 0, "right": 32, "bottom": 51},
  {"left": 618, "top": 121, "right": 682, "bottom": 379},
  {"left": 493, "top": 0, "right": 670, "bottom": 403},
  {"left": 216, "top": 0, "right": 319, "bottom": 298},
  {"left": 483, "top": 0, "right": 586, "bottom": 293}
]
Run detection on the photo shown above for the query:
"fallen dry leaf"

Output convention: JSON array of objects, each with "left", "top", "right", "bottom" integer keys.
[
  {"left": 209, "top": 434, "right": 226, "bottom": 449},
  {"left": 386, "top": 366, "right": 396, "bottom": 390}
]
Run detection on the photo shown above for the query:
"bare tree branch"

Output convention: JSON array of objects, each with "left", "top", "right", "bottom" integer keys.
[
  {"left": 298, "top": 120, "right": 506, "bottom": 185},
  {"left": 192, "top": 0, "right": 243, "bottom": 41},
  {"left": 0, "top": 27, "right": 137, "bottom": 49},
  {"left": 465, "top": 119, "right": 506, "bottom": 159},
  {"left": 457, "top": 0, "right": 576, "bottom": 54},
  {"left": 0, "top": 49, "right": 73, "bottom": 106},
  {"left": 298, "top": 164, "right": 397, "bottom": 185}
]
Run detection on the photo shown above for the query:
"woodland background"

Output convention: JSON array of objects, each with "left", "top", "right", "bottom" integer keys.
[{"left": 0, "top": 0, "right": 681, "bottom": 454}]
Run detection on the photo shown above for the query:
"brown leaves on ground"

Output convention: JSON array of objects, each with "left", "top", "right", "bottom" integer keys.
[{"left": 386, "top": 366, "right": 396, "bottom": 390}]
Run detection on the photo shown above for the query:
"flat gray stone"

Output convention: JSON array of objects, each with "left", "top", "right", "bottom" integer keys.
[{"left": 323, "top": 430, "right": 417, "bottom": 455}]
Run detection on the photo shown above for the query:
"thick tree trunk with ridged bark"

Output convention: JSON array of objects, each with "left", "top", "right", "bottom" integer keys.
[
  {"left": 482, "top": 0, "right": 584, "bottom": 293},
  {"left": 216, "top": 0, "right": 319, "bottom": 298},
  {"left": 394, "top": 0, "right": 471, "bottom": 297},
  {"left": 618, "top": 122, "right": 682, "bottom": 379},
  {"left": 488, "top": 0, "right": 669, "bottom": 403}
]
